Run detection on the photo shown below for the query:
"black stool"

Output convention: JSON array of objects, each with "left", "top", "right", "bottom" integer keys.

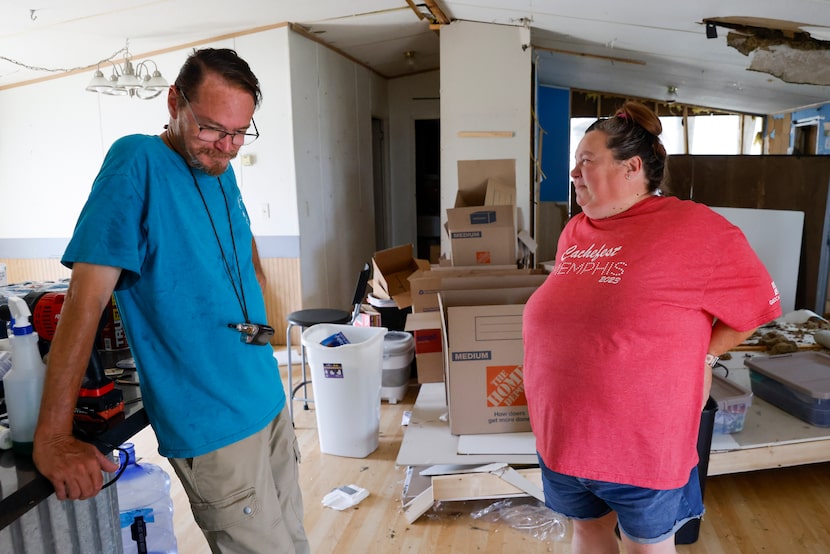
[{"left": 285, "top": 263, "right": 370, "bottom": 423}]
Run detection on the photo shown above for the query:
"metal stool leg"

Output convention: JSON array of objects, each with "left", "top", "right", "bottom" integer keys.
[
  {"left": 286, "top": 322, "right": 315, "bottom": 424},
  {"left": 300, "top": 342, "right": 310, "bottom": 410},
  {"left": 286, "top": 322, "right": 295, "bottom": 423}
]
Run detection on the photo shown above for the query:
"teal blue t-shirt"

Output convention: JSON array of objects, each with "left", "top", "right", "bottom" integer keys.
[{"left": 63, "top": 134, "right": 285, "bottom": 458}]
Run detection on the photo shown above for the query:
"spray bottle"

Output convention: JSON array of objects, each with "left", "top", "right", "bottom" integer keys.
[{"left": 2, "top": 296, "right": 47, "bottom": 454}]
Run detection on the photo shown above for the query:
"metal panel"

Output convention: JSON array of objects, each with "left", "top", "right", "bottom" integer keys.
[{"left": 0, "top": 487, "right": 122, "bottom": 554}]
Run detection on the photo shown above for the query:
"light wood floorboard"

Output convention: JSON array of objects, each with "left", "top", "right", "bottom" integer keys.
[{"left": 128, "top": 359, "right": 830, "bottom": 553}]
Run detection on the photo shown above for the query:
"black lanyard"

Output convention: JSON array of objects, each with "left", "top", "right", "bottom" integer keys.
[{"left": 188, "top": 168, "right": 250, "bottom": 323}]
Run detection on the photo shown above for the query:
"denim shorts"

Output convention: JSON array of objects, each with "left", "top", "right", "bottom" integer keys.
[{"left": 538, "top": 455, "right": 704, "bottom": 544}]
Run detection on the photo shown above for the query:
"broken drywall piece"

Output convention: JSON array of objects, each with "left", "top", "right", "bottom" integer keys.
[
  {"left": 748, "top": 45, "right": 830, "bottom": 85},
  {"left": 403, "top": 486, "right": 435, "bottom": 523},
  {"left": 725, "top": 30, "right": 830, "bottom": 85},
  {"left": 489, "top": 465, "right": 545, "bottom": 502}
]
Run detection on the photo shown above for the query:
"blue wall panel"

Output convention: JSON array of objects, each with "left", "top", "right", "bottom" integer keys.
[{"left": 537, "top": 85, "right": 570, "bottom": 202}]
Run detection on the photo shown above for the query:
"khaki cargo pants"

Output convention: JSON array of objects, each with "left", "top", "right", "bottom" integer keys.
[{"left": 169, "top": 408, "right": 308, "bottom": 553}]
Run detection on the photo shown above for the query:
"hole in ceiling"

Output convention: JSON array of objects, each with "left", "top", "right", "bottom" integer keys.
[{"left": 704, "top": 17, "right": 830, "bottom": 85}]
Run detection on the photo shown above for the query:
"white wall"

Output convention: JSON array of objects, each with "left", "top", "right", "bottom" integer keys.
[
  {"left": 0, "top": 29, "right": 299, "bottom": 247},
  {"left": 0, "top": 26, "right": 389, "bottom": 310},
  {"left": 439, "top": 21, "right": 532, "bottom": 260},
  {"left": 234, "top": 30, "right": 300, "bottom": 239},
  {"left": 289, "top": 31, "right": 387, "bottom": 308}
]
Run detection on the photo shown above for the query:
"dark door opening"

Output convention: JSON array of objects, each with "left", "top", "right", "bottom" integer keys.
[
  {"left": 415, "top": 119, "right": 440, "bottom": 263},
  {"left": 793, "top": 124, "right": 818, "bottom": 155}
]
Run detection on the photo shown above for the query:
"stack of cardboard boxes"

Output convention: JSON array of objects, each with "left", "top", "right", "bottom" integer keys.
[
  {"left": 365, "top": 159, "right": 548, "bottom": 436},
  {"left": 384, "top": 158, "right": 545, "bottom": 436},
  {"left": 405, "top": 268, "right": 546, "bottom": 435},
  {"left": 445, "top": 159, "right": 518, "bottom": 267}
]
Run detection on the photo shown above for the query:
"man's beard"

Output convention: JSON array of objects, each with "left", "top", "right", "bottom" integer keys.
[{"left": 187, "top": 146, "right": 236, "bottom": 176}]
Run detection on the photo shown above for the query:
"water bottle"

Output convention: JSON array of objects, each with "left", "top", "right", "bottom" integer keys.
[
  {"left": 116, "top": 443, "right": 178, "bottom": 554},
  {"left": 2, "top": 296, "right": 46, "bottom": 454}
]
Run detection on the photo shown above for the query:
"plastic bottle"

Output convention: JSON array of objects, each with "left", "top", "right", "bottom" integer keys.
[
  {"left": 2, "top": 296, "right": 46, "bottom": 454},
  {"left": 116, "top": 442, "right": 178, "bottom": 554}
]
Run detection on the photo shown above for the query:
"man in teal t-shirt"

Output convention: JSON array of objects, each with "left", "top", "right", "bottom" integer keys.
[{"left": 33, "top": 48, "right": 308, "bottom": 553}]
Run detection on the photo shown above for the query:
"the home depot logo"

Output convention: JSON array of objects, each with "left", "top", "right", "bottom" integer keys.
[{"left": 486, "top": 365, "right": 527, "bottom": 407}]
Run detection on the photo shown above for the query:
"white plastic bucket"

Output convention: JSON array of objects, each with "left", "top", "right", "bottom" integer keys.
[
  {"left": 381, "top": 331, "right": 414, "bottom": 404},
  {"left": 302, "top": 324, "right": 387, "bottom": 458}
]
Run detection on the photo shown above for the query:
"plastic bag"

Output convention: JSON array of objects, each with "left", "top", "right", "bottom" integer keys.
[{"left": 471, "top": 498, "right": 568, "bottom": 542}]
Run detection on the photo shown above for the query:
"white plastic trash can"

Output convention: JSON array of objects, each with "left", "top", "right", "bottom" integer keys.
[
  {"left": 301, "top": 324, "right": 387, "bottom": 458},
  {"left": 381, "top": 331, "right": 414, "bottom": 404}
]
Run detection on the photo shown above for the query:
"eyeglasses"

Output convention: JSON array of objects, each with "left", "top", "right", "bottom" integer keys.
[{"left": 178, "top": 88, "right": 259, "bottom": 146}]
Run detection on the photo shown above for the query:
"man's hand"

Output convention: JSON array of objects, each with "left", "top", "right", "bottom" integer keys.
[
  {"left": 32, "top": 262, "right": 122, "bottom": 500},
  {"left": 33, "top": 434, "right": 120, "bottom": 500}
]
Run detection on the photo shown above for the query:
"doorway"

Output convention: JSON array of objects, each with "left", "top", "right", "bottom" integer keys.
[
  {"left": 415, "top": 119, "right": 440, "bottom": 262},
  {"left": 793, "top": 117, "right": 819, "bottom": 156},
  {"left": 793, "top": 122, "right": 818, "bottom": 155}
]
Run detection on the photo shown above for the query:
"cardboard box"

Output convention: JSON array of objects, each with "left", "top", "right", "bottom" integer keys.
[
  {"left": 353, "top": 303, "right": 382, "bottom": 328},
  {"left": 371, "top": 244, "right": 430, "bottom": 309},
  {"left": 415, "top": 352, "right": 444, "bottom": 384},
  {"left": 404, "top": 311, "right": 444, "bottom": 384},
  {"left": 439, "top": 287, "right": 537, "bottom": 435},
  {"left": 408, "top": 267, "right": 546, "bottom": 313},
  {"left": 484, "top": 178, "right": 516, "bottom": 206},
  {"left": 454, "top": 159, "right": 516, "bottom": 208},
  {"left": 447, "top": 159, "right": 518, "bottom": 267},
  {"left": 446, "top": 205, "right": 516, "bottom": 266}
]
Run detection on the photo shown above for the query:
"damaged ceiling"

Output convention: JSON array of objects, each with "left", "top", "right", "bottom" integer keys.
[
  {"left": 708, "top": 17, "right": 830, "bottom": 86},
  {"left": 1, "top": 2, "right": 830, "bottom": 115}
]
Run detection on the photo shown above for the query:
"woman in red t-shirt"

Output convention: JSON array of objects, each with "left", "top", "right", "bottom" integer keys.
[{"left": 523, "top": 101, "right": 781, "bottom": 554}]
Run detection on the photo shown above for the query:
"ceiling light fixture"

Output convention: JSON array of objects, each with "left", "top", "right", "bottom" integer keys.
[
  {"left": 86, "top": 40, "right": 168, "bottom": 99},
  {"left": 666, "top": 85, "right": 678, "bottom": 103}
]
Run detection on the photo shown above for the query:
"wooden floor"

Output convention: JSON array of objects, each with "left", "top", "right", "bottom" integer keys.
[{"left": 130, "top": 362, "right": 830, "bottom": 553}]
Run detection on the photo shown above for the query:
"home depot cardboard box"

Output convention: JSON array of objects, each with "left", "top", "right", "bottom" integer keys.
[
  {"left": 405, "top": 269, "right": 547, "bottom": 383},
  {"left": 446, "top": 159, "right": 518, "bottom": 267},
  {"left": 408, "top": 267, "right": 547, "bottom": 313},
  {"left": 371, "top": 244, "right": 430, "bottom": 309},
  {"left": 404, "top": 311, "right": 444, "bottom": 384},
  {"left": 439, "top": 287, "right": 537, "bottom": 435}
]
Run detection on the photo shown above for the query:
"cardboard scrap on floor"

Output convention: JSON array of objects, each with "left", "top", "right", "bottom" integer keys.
[{"left": 402, "top": 463, "right": 543, "bottom": 523}]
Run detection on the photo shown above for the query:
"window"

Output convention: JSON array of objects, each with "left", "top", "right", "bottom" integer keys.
[{"left": 569, "top": 113, "right": 764, "bottom": 163}]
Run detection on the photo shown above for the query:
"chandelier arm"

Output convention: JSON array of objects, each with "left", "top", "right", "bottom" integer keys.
[{"left": 86, "top": 42, "right": 166, "bottom": 100}]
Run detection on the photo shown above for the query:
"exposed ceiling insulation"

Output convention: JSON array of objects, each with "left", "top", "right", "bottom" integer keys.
[{"left": 708, "top": 18, "right": 830, "bottom": 85}]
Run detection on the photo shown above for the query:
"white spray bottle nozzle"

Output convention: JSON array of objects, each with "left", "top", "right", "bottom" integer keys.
[{"left": 8, "top": 296, "right": 33, "bottom": 335}]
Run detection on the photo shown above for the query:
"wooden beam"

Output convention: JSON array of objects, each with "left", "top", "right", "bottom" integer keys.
[
  {"left": 534, "top": 45, "right": 646, "bottom": 66},
  {"left": 424, "top": 0, "right": 451, "bottom": 25},
  {"left": 709, "top": 440, "right": 830, "bottom": 475},
  {"left": 457, "top": 131, "right": 515, "bottom": 138},
  {"left": 405, "top": 0, "right": 425, "bottom": 20}
]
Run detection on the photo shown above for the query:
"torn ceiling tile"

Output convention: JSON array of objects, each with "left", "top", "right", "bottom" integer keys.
[
  {"left": 705, "top": 17, "right": 830, "bottom": 85},
  {"left": 741, "top": 42, "right": 830, "bottom": 85}
]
